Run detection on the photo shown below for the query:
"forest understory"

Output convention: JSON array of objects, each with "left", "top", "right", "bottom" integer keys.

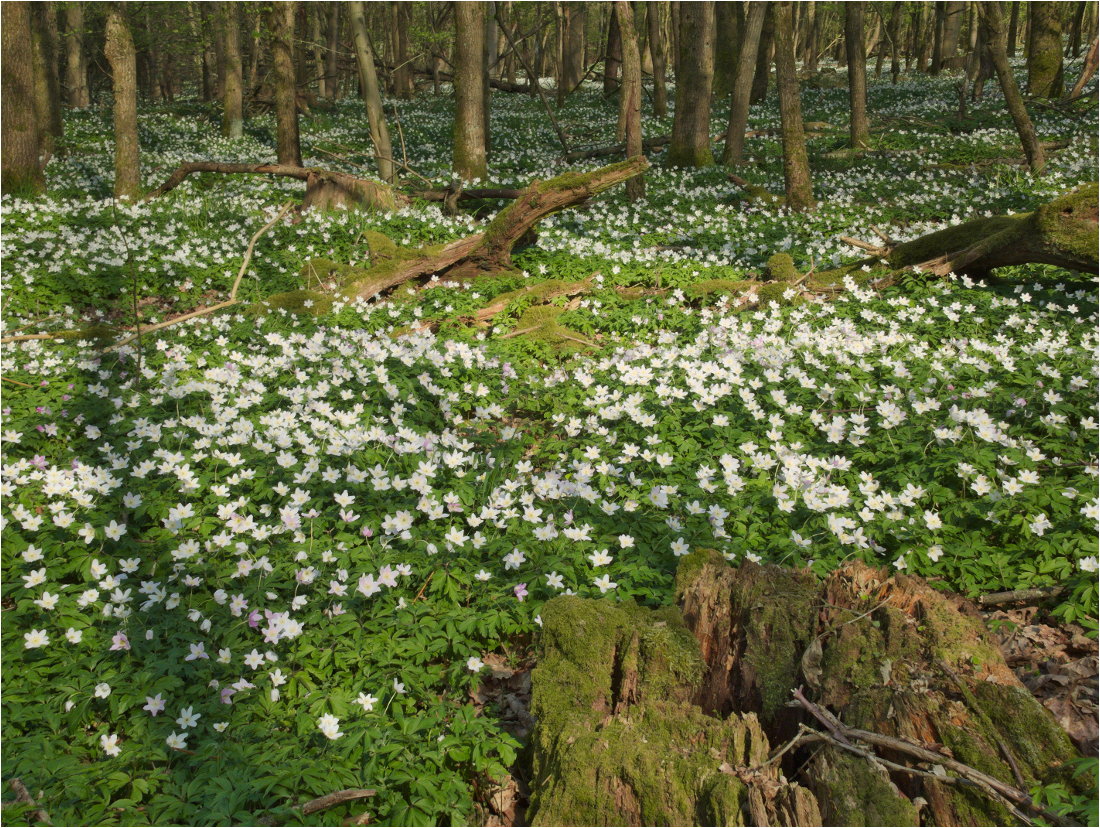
[{"left": 1, "top": 21, "right": 1099, "bottom": 828}]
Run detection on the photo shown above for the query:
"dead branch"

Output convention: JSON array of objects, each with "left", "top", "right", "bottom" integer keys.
[
  {"left": 6, "top": 778, "right": 51, "bottom": 825},
  {"left": 978, "top": 585, "right": 1066, "bottom": 605},
  {"left": 300, "top": 789, "right": 376, "bottom": 817}
]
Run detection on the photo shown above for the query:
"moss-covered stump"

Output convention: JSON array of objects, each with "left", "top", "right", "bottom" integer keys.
[
  {"left": 886, "top": 183, "right": 1098, "bottom": 277},
  {"left": 527, "top": 597, "right": 820, "bottom": 826},
  {"left": 675, "top": 551, "right": 1087, "bottom": 826}
]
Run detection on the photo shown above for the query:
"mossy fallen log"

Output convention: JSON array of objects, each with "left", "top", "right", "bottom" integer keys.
[{"left": 528, "top": 553, "right": 1086, "bottom": 826}]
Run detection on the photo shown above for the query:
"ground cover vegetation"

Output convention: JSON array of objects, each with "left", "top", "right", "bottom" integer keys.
[{"left": 1, "top": 1, "right": 1098, "bottom": 826}]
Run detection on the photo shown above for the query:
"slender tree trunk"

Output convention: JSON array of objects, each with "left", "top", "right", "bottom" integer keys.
[
  {"left": 349, "top": 1, "right": 395, "bottom": 182},
  {"left": 393, "top": 2, "right": 413, "bottom": 98},
  {"left": 104, "top": 3, "right": 140, "bottom": 198},
  {"left": 845, "top": 2, "right": 870, "bottom": 148},
  {"left": 667, "top": 1, "right": 715, "bottom": 167},
  {"left": 270, "top": 1, "right": 301, "bottom": 166},
  {"left": 750, "top": 5, "right": 774, "bottom": 104},
  {"left": 615, "top": 1, "right": 644, "bottom": 202},
  {"left": 62, "top": 2, "right": 91, "bottom": 108},
  {"left": 1068, "top": 1, "right": 1086, "bottom": 56},
  {"left": 713, "top": 2, "right": 740, "bottom": 101},
  {"left": 931, "top": 1, "right": 946, "bottom": 72},
  {"left": 979, "top": 2, "right": 1044, "bottom": 173},
  {"left": 310, "top": 3, "right": 325, "bottom": 95},
  {"left": 1006, "top": 1, "right": 1019, "bottom": 56},
  {"left": 915, "top": 2, "right": 932, "bottom": 70},
  {"left": 889, "top": 1, "right": 903, "bottom": 82},
  {"left": 31, "top": 3, "right": 63, "bottom": 158},
  {"left": 604, "top": 4, "right": 622, "bottom": 94},
  {"left": 2, "top": 2, "right": 44, "bottom": 195},
  {"left": 325, "top": 2, "right": 341, "bottom": 99},
  {"left": 221, "top": 1, "right": 244, "bottom": 139},
  {"left": 941, "top": 0, "right": 966, "bottom": 62},
  {"left": 722, "top": 2, "right": 767, "bottom": 165},
  {"left": 1027, "top": 2, "right": 1064, "bottom": 97},
  {"left": 647, "top": 2, "right": 668, "bottom": 116},
  {"left": 773, "top": 1, "right": 813, "bottom": 210},
  {"left": 454, "top": 1, "right": 488, "bottom": 180}
]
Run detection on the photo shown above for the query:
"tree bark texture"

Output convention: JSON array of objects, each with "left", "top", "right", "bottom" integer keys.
[
  {"left": 454, "top": 1, "right": 489, "bottom": 180},
  {"left": 1027, "top": 2, "right": 1065, "bottom": 97},
  {"left": 1, "top": 2, "right": 44, "bottom": 195},
  {"left": 712, "top": 1, "right": 740, "bottom": 102},
  {"left": 845, "top": 2, "right": 870, "bottom": 148},
  {"left": 270, "top": 1, "right": 302, "bottom": 166},
  {"left": 31, "top": 2, "right": 63, "bottom": 157},
  {"left": 604, "top": 4, "right": 622, "bottom": 94},
  {"left": 646, "top": 2, "right": 668, "bottom": 116},
  {"left": 349, "top": 1, "right": 395, "bottom": 182},
  {"left": 721, "top": 2, "right": 767, "bottom": 165},
  {"left": 104, "top": 3, "right": 140, "bottom": 199},
  {"left": 615, "top": 2, "right": 644, "bottom": 202},
  {"left": 750, "top": 3, "right": 774, "bottom": 104},
  {"left": 221, "top": 1, "right": 244, "bottom": 139},
  {"left": 667, "top": 1, "right": 715, "bottom": 167},
  {"left": 62, "top": 2, "right": 91, "bottom": 108},
  {"left": 773, "top": 2, "right": 814, "bottom": 210}
]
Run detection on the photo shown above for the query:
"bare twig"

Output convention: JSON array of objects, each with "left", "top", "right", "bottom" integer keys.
[
  {"left": 7, "top": 778, "right": 51, "bottom": 825},
  {"left": 978, "top": 586, "right": 1065, "bottom": 605},
  {"left": 300, "top": 788, "right": 376, "bottom": 816},
  {"left": 1, "top": 377, "right": 34, "bottom": 388}
]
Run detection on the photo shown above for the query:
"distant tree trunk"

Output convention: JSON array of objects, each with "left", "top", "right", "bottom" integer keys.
[
  {"left": 310, "top": 3, "right": 325, "bottom": 95},
  {"left": 393, "top": 2, "right": 413, "bottom": 99},
  {"left": 930, "top": 1, "right": 946, "bottom": 72},
  {"left": 979, "top": 2, "right": 1044, "bottom": 173},
  {"left": 325, "top": 2, "right": 341, "bottom": 99},
  {"left": 1027, "top": 2, "right": 1064, "bottom": 97},
  {"left": 454, "top": 1, "right": 488, "bottom": 180},
  {"left": 712, "top": 2, "right": 740, "bottom": 101},
  {"left": 31, "top": 3, "right": 63, "bottom": 158},
  {"left": 604, "top": 4, "right": 622, "bottom": 94},
  {"left": 667, "top": 1, "right": 715, "bottom": 166},
  {"left": 221, "top": 1, "right": 244, "bottom": 139},
  {"left": 750, "top": 5, "right": 773, "bottom": 103},
  {"left": 647, "top": 2, "right": 668, "bottom": 116},
  {"left": 104, "top": 3, "right": 140, "bottom": 198},
  {"left": 62, "top": 2, "right": 91, "bottom": 108},
  {"left": 1068, "top": 1, "right": 1087, "bottom": 56},
  {"left": 889, "top": 1, "right": 903, "bottom": 82},
  {"left": 722, "top": 2, "right": 767, "bottom": 165},
  {"left": 2, "top": 2, "right": 44, "bottom": 195},
  {"left": 845, "top": 2, "right": 870, "bottom": 148},
  {"left": 349, "top": 1, "right": 394, "bottom": 182},
  {"left": 1006, "top": 1, "right": 1020, "bottom": 56},
  {"left": 941, "top": 1, "right": 966, "bottom": 62},
  {"left": 559, "top": 1, "right": 587, "bottom": 104},
  {"left": 915, "top": 2, "right": 933, "bottom": 70},
  {"left": 616, "top": 2, "right": 644, "bottom": 202},
  {"left": 773, "top": 1, "right": 813, "bottom": 210},
  {"left": 270, "top": 1, "right": 301, "bottom": 166}
]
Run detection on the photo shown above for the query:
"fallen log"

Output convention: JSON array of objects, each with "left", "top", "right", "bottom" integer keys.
[
  {"left": 526, "top": 552, "right": 1087, "bottom": 827},
  {"left": 341, "top": 156, "right": 648, "bottom": 299},
  {"left": 840, "top": 183, "right": 1098, "bottom": 277}
]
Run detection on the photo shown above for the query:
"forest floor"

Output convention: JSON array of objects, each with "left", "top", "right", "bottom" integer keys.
[{"left": 1, "top": 64, "right": 1097, "bottom": 826}]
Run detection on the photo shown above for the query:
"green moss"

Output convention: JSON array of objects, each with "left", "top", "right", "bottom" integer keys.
[
  {"left": 250, "top": 290, "right": 332, "bottom": 316},
  {"left": 300, "top": 258, "right": 371, "bottom": 289},
  {"left": 765, "top": 253, "right": 801, "bottom": 282},
  {"left": 755, "top": 282, "right": 799, "bottom": 307},
  {"left": 1034, "top": 182, "right": 1099, "bottom": 262},
  {"left": 810, "top": 750, "right": 919, "bottom": 826},
  {"left": 685, "top": 278, "right": 753, "bottom": 299},
  {"left": 362, "top": 230, "right": 398, "bottom": 260},
  {"left": 665, "top": 145, "right": 715, "bottom": 168},
  {"left": 484, "top": 279, "right": 590, "bottom": 317},
  {"left": 51, "top": 325, "right": 118, "bottom": 343},
  {"left": 507, "top": 305, "right": 594, "bottom": 353}
]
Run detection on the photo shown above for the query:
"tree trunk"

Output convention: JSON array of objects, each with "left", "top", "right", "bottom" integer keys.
[
  {"left": 616, "top": 2, "right": 644, "bottom": 202},
  {"left": 454, "top": 1, "right": 488, "bottom": 181},
  {"left": 750, "top": 4, "right": 774, "bottom": 104},
  {"left": 889, "top": 1, "right": 904, "bottom": 82},
  {"left": 62, "top": 2, "right": 91, "bottom": 108},
  {"left": 604, "top": 4, "right": 622, "bottom": 94},
  {"left": 845, "top": 2, "right": 870, "bottom": 148},
  {"left": 310, "top": 3, "right": 325, "bottom": 95},
  {"left": 2, "top": 2, "right": 44, "bottom": 195},
  {"left": 941, "top": 0, "right": 966, "bottom": 61},
  {"left": 349, "top": 1, "right": 395, "bottom": 183},
  {"left": 980, "top": 1, "right": 1045, "bottom": 173},
  {"left": 31, "top": 3, "right": 63, "bottom": 159},
  {"left": 104, "top": 3, "right": 140, "bottom": 199},
  {"left": 559, "top": 1, "right": 587, "bottom": 103},
  {"left": 773, "top": 2, "right": 813, "bottom": 210},
  {"left": 1068, "top": 0, "right": 1087, "bottom": 56},
  {"left": 1027, "top": 2, "right": 1064, "bottom": 97},
  {"left": 666, "top": 1, "right": 715, "bottom": 167},
  {"left": 393, "top": 2, "right": 413, "bottom": 99},
  {"left": 712, "top": 2, "right": 740, "bottom": 102},
  {"left": 221, "top": 1, "right": 244, "bottom": 139},
  {"left": 931, "top": 1, "right": 946, "bottom": 72},
  {"left": 325, "top": 2, "right": 341, "bottom": 99},
  {"left": 647, "top": 2, "right": 668, "bottom": 116},
  {"left": 270, "top": 1, "right": 302, "bottom": 167},
  {"left": 721, "top": 2, "right": 767, "bottom": 165},
  {"left": 915, "top": 2, "right": 932, "bottom": 70},
  {"left": 1007, "top": 1, "right": 1019, "bottom": 56},
  {"left": 1068, "top": 35, "right": 1099, "bottom": 99}
]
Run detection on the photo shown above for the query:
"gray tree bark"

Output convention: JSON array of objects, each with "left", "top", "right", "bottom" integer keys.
[
  {"left": 454, "top": 1, "right": 489, "bottom": 180},
  {"left": 2, "top": 2, "right": 44, "bottom": 195},
  {"left": 845, "top": 2, "right": 870, "bottom": 148},
  {"left": 105, "top": 3, "right": 140, "bottom": 198},
  {"left": 270, "top": 1, "right": 302, "bottom": 166},
  {"left": 773, "top": 1, "right": 813, "bottom": 210},
  {"left": 721, "top": 2, "right": 767, "bottom": 165},
  {"left": 221, "top": 1, "right": 244, "bottom": 139},
  {"left": 349, "top": 1, "right": 395, "bottom": 182},
  {"left": 667, "top": 1, "right": 715, "bottom": 167}
]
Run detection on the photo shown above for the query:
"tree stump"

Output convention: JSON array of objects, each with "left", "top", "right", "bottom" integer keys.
[{"left": 528, "top": 552, "right": 1086, "bottom": 826}]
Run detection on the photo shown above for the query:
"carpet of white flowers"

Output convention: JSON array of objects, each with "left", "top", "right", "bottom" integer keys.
[{"left": 1, "top": 64, "right": 1098, "bottom": 826}]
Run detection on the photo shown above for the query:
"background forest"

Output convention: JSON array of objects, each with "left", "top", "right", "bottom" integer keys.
[{"left": 1, "top": 2, "right": 1098, "bottom": 827}]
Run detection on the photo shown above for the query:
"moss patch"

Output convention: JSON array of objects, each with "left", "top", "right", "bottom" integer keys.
[
  {"left": 684, "top": 278, "right": 753, "bottom": 299},
  {"left": 765, "top": 253, "right": 801, "bottom": 282},
  {"left": 249, "top": 290, "right": 332, "bottom": 316}
]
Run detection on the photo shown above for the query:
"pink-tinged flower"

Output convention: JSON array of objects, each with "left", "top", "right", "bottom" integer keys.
[
  {"left": 143, "top": 693, "right": 166, "bottom": 716},
  {"left": 31, "top": 455, "right": 47, "bottom": 469},
  {"left": 247, "top": 610, "right": 261, "bottom": 628},
  {"left": 220, "top": 687, "right": 236, "bottom": 705},
  {"left": 109, "top": 632, "right": 131, "bottom": 651},
  {"left": 361, "top": 526, "right": 374, "bottom": 538},
  {"left": 514, "top": 583, "right": 528, "bottom": 602}
]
